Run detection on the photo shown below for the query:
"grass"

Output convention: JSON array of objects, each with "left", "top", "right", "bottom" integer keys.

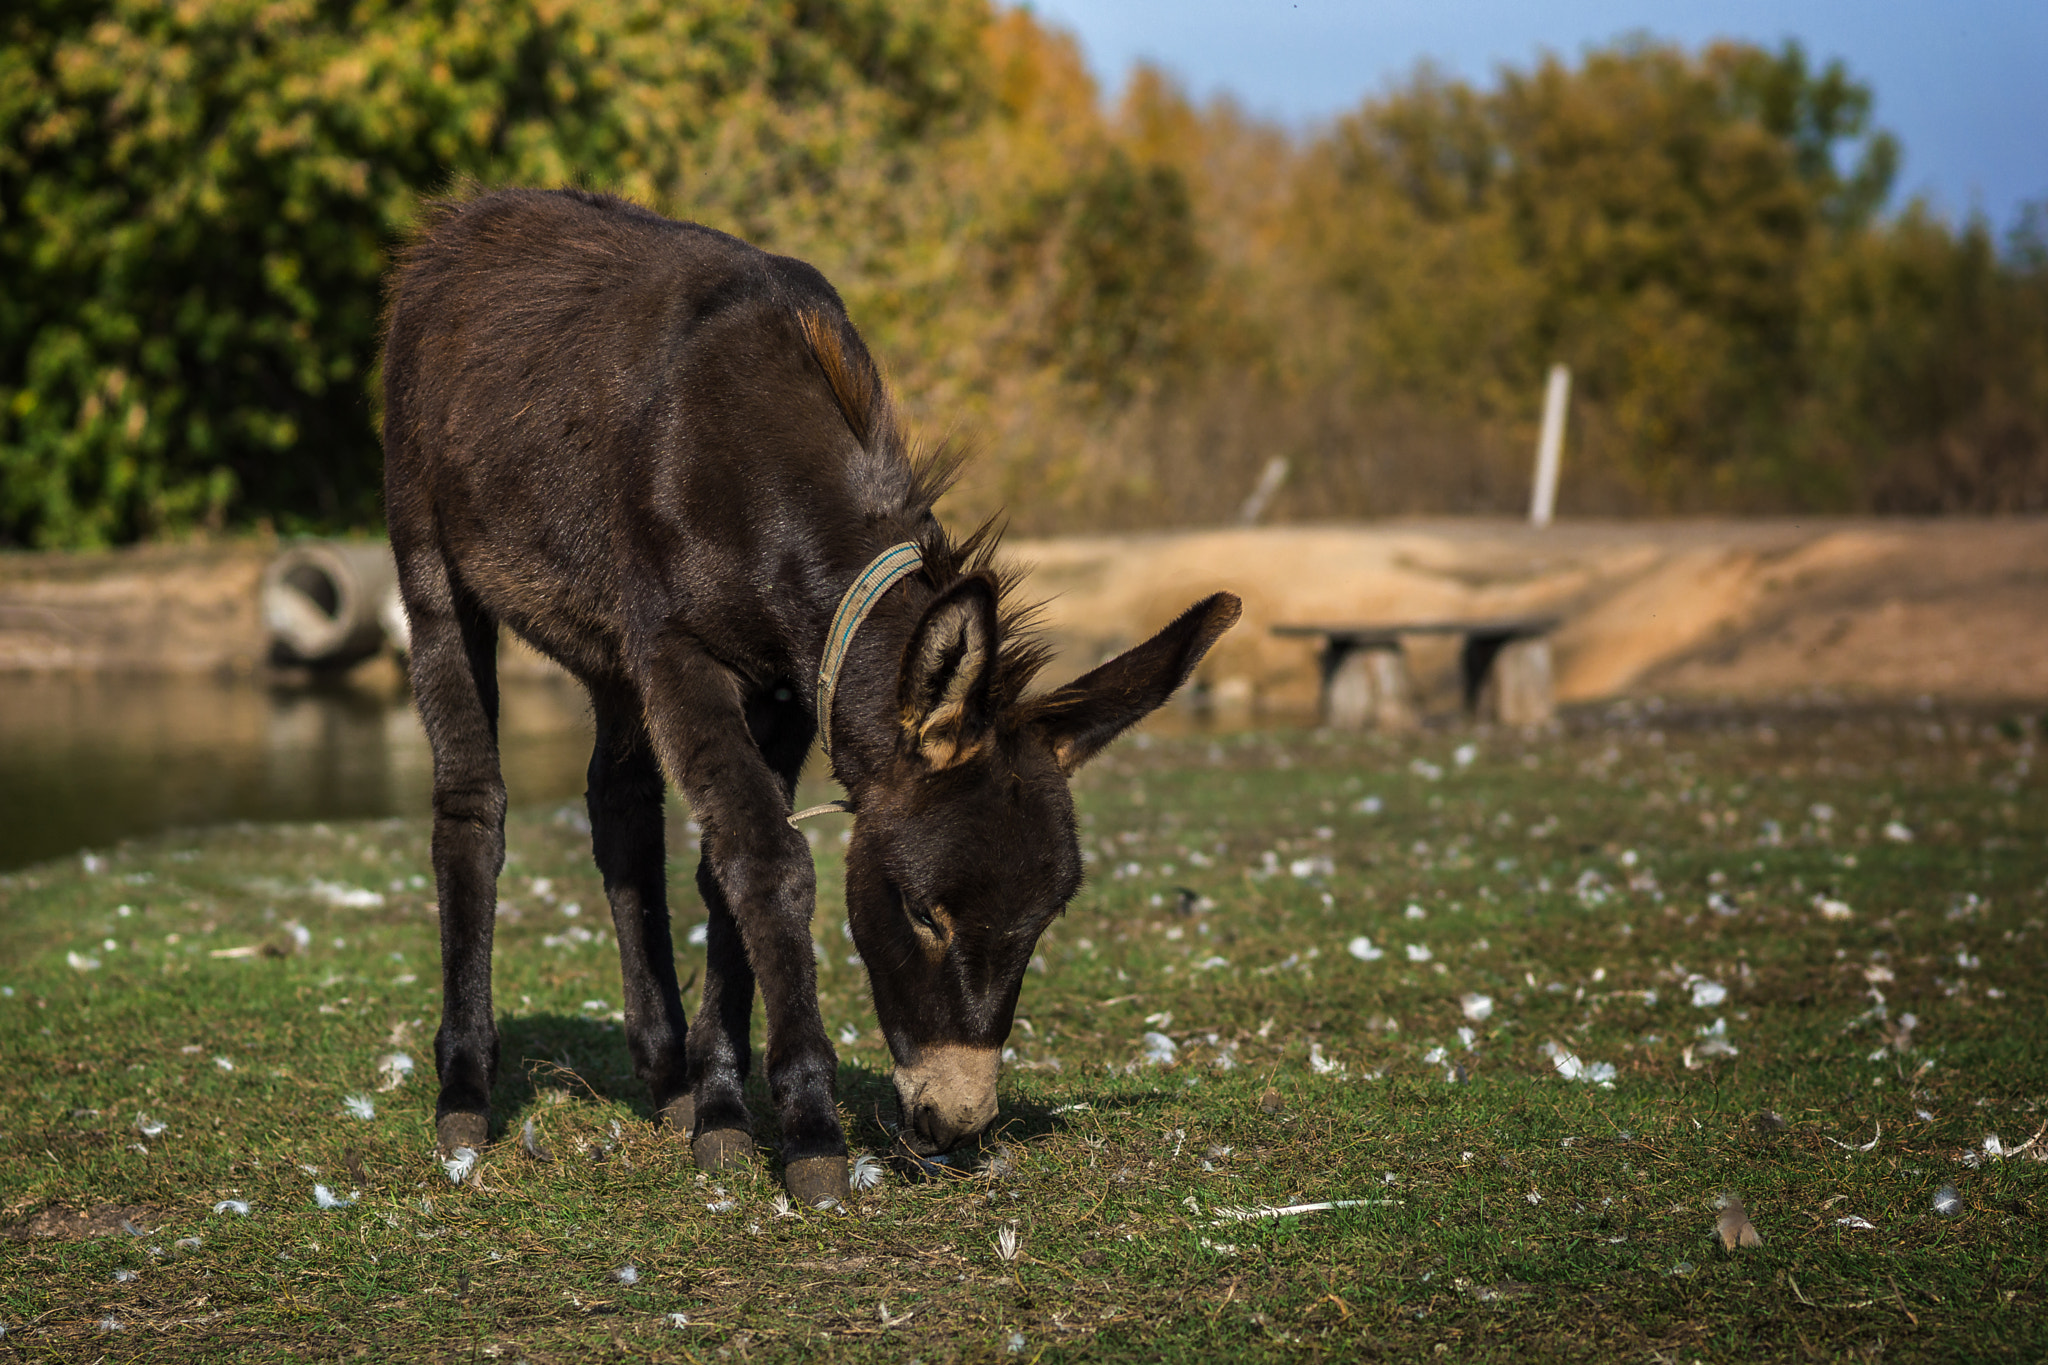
[{"left": 2, "top": 703, "right": 2044, "bottom": 1362}]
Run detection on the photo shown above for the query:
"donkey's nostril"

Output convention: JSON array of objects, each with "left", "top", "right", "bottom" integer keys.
[
  {"left": 913, "top": 1104, "right": 986, "bottom": 1153},
  {"left": 911, "top": 1088, "right": 998, "bottom": 1152}
]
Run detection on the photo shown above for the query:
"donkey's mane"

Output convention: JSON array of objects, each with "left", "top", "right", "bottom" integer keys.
[{"left": 797, "top": 308, "right": 1052, "bottom": 710}]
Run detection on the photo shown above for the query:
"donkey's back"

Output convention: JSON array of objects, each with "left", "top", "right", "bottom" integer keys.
[{"left": 384, "top": 187, "right": 904, "bottom": 686}]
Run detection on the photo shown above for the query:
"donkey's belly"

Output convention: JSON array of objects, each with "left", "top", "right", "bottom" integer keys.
[{"left": 434, "top": 500, "right": 632, "bottom": 684}]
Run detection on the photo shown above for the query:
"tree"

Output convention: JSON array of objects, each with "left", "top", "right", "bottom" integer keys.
[{"left": 0, "top": 0, "right": 989, "bottom": 547}]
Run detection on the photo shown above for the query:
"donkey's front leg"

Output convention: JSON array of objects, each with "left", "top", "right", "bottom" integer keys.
[
  {"left": 636, "top": 644, "right": 846, "bottom": 1204},
  {"left": 699, "top": 816, "right": 845, "bottom": 1204}
]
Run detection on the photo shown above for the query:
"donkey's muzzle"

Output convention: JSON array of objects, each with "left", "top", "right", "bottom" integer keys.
[{"left": 892, "top": 1045, "right": 1000, "bottom": 1153}]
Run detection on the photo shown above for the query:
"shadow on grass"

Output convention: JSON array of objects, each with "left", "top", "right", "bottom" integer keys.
[
  {"left": 493, "top": 1013, "right": 644, "bottom": 1127},
  {"left": 841, "top": 1064, "right": 1182, "bottom": 1154},
  {"left": 480, "top": 1016, "right": 1183, "bottom": 1178}
]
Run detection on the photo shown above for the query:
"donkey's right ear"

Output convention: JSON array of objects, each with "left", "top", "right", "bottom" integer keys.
[
  {"left": 897, "top": 574, "right": 1000, "bottom": 769},
  {"left": 1024, "top": 593, "right": 1241, "bottom": 775}
]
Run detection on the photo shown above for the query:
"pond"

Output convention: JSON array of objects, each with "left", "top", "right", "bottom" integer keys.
[
  {"left": 0, "top": 672, "right": 1298, "bottom": 873},
  {"left": 0, "top": 674, "right": 596, "bottom": 872}
]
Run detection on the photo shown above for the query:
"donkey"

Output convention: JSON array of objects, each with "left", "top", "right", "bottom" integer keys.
[{"left": 381, "top": 187, "right": 1239, "bottom": 1206}]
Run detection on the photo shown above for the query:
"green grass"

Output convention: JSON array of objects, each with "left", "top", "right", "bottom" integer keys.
[{"left": 2, "top": 706, "right": 2044, "bottom": 1362}]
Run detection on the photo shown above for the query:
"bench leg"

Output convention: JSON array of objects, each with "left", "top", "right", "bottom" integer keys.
[
  {"left": 1325, "top": 643, "right": 1418, "bottom": 732},
  {"left": 1474, "top": 636, "right": 1554, "bottom": 726}
]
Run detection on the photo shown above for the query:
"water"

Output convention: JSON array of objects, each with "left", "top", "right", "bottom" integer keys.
[
  {"left": 0, "top": 675, "right": 596, "bottom": 872},
  {"left": 0, "top": 672, "right": 1299, "bottom": 873}
]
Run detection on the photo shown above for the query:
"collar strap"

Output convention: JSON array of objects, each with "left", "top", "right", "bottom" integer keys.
[
  {"left": 787, "top": 799, "right": 853, "bottom": 830},
  {"left": 818, "top": 541, "right": 924, "bottom": 757}
]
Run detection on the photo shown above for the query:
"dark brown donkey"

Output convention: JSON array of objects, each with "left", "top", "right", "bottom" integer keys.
[{"left": 382, "top": 187, "right": 1239, "bottom": 1205}]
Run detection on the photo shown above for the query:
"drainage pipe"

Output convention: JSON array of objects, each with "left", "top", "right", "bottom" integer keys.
[{"left": 260, "top": 540, "right": 401, "bottom": 669}]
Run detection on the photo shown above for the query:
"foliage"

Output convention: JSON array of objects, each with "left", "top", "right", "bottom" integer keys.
[
  {"left": 0, "top": 0, "right": 988, "bottom": 547},
  {"left": 1266, "top": 39, "right": 2042, "bottom": 517},
  {"left": 2, "top": 6, "right": 2044, "bottom": 545},
  {"left": 2, "top": 710, "right": 2045, "bottom": 1357},
  {"left": 1801, "top": 209, "right": 2048, "bottom": 512}
]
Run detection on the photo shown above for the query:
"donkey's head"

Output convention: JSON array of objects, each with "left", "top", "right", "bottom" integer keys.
[{"left": 842, "top": 579, "right": 1241, "bottom": 1155}]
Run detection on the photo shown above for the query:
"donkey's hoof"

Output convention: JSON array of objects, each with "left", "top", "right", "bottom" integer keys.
[
  {"left": 436, "top": 1111, "right": 489, "bottom": 1156},
  {"left": 784, "top": 1155, "right": 849, "bottom": 1208},
  {"left": 658, "top": 1095, "right": 695, "bottom": 1136},
  {"left": 691, "top": 1127, "right": 754, "bottom": 1171}
]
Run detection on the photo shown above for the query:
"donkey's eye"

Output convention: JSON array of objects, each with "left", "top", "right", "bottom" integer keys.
[{"left": 888, "top": 882, "right": 937, "bottom": 935}]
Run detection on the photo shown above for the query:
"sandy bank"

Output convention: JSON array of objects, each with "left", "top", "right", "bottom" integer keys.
[
  {"left": 1008, "top": 518, "right": 2048, "bottom": 711},
  {"left": 3, "top": 519, "right": 2043, "bottom": 708}
]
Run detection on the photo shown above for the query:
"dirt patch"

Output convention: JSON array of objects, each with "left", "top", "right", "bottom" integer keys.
[
  {"left": 5, "top": 519, "right": 2044, "bottom": 706},
  {"left": 4, "top": 1203, "right": 164, "bottom": 1241}
]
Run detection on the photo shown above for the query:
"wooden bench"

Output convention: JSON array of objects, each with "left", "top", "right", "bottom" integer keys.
[{"left": 1272, "top": 617, "right": 1559, "bottom": 730}]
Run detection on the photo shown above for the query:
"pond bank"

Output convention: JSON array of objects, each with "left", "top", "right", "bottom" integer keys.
[{"left": 4, "top": 518, "right": 2046, "bottom": 711}]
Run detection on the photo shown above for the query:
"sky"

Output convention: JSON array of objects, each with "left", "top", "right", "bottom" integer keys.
[{"left": 1026, "top": 0, "right": 2048, "bottom": 233}]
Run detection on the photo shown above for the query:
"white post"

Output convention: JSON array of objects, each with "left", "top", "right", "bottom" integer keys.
[
  {"left": 1237, "top": 455, "right": 1290, "bottom": 526},
  {"left": 1529, "top": 363, "right": 1570, "bottom": 527}
]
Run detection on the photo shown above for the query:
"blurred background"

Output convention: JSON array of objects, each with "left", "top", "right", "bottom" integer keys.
[{"left": 2, "top": 0, "right": 2043, "bottom": 867}]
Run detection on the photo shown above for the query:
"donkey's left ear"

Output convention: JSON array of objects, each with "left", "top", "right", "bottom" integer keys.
[
  {"left": 898, "top": 574, "right": 1001, "bottom": 769},
  {"left": 1024, "top": 593, "right": 1242, "bottom": 775}
]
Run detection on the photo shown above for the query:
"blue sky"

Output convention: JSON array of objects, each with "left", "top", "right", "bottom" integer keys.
[{"left": 1025, "top": 1, "right": 2048, "bottom": 232}]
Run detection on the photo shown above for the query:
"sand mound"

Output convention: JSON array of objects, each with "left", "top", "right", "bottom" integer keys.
[{"left": 1004, "top": 518, "right": 2048, "bottom": 711}]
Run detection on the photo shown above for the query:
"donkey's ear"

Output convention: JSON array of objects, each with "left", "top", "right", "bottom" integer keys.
[
  {"left": 1025, "top": 593, "right": 1242, "bottom": 775},
  {"left": 898, "top": 574, "right": 1000, "bottom": 769}
]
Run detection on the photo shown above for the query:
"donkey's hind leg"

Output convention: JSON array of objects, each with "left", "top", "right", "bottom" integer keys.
[
  {"left": 398, "top": 547, "right": 507, "bottom": 1156},
  {"left": 685, "top": 853, "right": 759, "bottom": 1172},
  {"left": 585, "top": 684, "right": 692, "bottom": 1128}
]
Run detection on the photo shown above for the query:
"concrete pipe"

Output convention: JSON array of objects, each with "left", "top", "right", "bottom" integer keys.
[{"left": 261, "top": 541, "right": 400, "bottom": 669}]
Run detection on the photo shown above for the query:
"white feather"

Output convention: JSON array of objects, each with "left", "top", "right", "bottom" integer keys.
[
  {"left": 1140, "top": 1032, "right": 1178, "bottom": 1066},
  {"left": 374, "top": 1053, "right": 414, "bottom": 1092}
]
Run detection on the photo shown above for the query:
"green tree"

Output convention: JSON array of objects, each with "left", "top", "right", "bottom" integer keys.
[
  {"left": 1278, "top": 39, "right": 1920, "bottom": 511},
  {"left": 1720, "top": 40, "right": 1898, "bottom": 232},
  {"left": 0, "top": 0, "right": 988, "bottom": 548},
  {"left": 1495, "top": 42, "right": 1819, "bottom": 501},
  {"left": 1801, "top": 207, "right": 2048, "bottom": 511}
]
